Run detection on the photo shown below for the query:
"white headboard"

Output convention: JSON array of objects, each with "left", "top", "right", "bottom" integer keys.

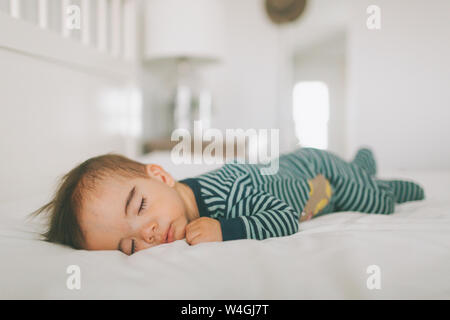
[{"left": 0, "top": 0, "right": 142, "bottom": 216}]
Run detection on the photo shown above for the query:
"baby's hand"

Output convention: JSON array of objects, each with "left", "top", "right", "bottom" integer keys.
[{"left": 185, "top": 217, "right": 223, "bottom": 245}]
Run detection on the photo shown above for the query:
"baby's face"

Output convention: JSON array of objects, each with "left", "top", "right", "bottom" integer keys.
[{"left": 79, "top": 165, "right": 189, "bottom": 255}]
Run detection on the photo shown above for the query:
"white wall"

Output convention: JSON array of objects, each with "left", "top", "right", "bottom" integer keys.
[
  {"left": 204, "top": 0, "right": 280, "bottom": 131},
  {"left": 347, "top": 0, "right": 450, "bottom": 170},
  {"left": 0, "top": 47, "right": 138, "bottom": 213},
  {"left": 0, "top": 2, "right": 141, "bottom": 215}
]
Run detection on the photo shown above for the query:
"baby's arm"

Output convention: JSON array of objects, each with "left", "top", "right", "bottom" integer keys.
[
  {"left": 215, "top": 190, "right": 301, "bottom": 241},
  {"left": 184, "top": 186, "right": 309, "bottom": 244}
]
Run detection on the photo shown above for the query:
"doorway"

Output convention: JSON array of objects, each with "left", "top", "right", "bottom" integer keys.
[{"left": 292, "top": 33, "right": 347, "bottom": 155}]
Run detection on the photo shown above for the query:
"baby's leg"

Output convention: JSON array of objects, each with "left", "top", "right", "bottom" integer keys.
[
  {"left": 333, "top": 177, "right": 396, "bottom": 214},
  {"left": 351, "top": 148, "right": 377, "bottom": 177},
  {"left": 350, "top": 148, "right": 425, "bottom": 203},
  {"left": 296, "top": 147, "right": 379, "bottom": 188},
  {"left": 294, "top": 147, "right": 384, "bottom": 215},
  {"left": 295, "top": 147, "right": 424, "bottom": 215},
  {"left": 302, "top": 147, "right": 395, "bottom": 214},
  {"left": 376, "top": 179, "right": 425, "bottom": 203}
]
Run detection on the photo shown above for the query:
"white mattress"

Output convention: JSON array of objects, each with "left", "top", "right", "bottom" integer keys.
[{"left": 1, "top": 153, "right": 449, "bottom": 299}]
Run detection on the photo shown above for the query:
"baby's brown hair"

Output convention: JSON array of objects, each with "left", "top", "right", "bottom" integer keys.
[{"left": 32, "top": 154, "right": 147, "bottom": 249}]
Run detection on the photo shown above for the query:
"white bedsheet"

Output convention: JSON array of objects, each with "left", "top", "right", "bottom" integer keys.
[{"left": 1, "top": 160, "right": 449, "bottom": 299}]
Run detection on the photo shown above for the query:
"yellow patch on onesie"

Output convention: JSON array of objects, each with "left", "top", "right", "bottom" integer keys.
[{"left": 300, "top": 174, "right": 332, "bottom": 222}]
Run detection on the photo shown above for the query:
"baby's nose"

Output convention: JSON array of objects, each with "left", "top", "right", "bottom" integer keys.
[{"left": 142, "top": 221, "right": 159, "bottom": 243}]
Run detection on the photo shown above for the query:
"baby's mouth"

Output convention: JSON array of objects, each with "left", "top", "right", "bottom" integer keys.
[
  {"left": 164, "top": 228, "right": 169, "bottom": 243},
  {"left": 165, "top": 223, "right": 174, "bottom": 243}
]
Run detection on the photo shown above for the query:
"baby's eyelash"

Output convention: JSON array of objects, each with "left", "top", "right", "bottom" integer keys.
[
  {"left": 131, "top": 239, "right": 136, "bottom": 255},
  {"left": 138, "top": 197, "right": 147, "bottom": 214}
]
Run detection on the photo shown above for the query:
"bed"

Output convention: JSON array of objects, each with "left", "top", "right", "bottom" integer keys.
[
  {"left": 2, "top": 0, "right": 448, "bottom": 300},
  {"left": 1, "top": 151, "right": 449, "bottom": 299}
]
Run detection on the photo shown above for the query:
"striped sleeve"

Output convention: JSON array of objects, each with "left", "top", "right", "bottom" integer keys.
[{"left": 219, "top": 190, "right": 300, "bottom": 241}]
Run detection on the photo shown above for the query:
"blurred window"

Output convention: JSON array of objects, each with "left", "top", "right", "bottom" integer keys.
[{"left": 293, "top": 81, "right": 329, "bottom": 149}]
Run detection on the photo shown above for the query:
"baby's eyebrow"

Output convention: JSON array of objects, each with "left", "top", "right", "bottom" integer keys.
[{"left": 125, "top": 186, "right": 136, "bottom": 216}]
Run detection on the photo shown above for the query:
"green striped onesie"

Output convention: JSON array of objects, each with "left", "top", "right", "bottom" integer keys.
[{"left": 180, "top": 147, "right": 425, "bottom": 241}]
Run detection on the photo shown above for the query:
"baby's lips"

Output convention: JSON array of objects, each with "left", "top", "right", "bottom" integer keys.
[
  {"left": 167, "top": 224, "right": 175, "bottom": 243},
  {"left": 164, "top": 223, "right": 174, "bottom": 243}
]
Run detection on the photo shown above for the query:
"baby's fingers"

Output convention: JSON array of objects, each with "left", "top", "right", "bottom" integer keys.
[
  {"left": 186, "top": 228, "right": 200, "bottom": 245},
  {"left": 187, "top": 234, "right": 203, "bottom": 246},
  {"left": 185, "top": 220, "right": 200, "bottom": 232}
]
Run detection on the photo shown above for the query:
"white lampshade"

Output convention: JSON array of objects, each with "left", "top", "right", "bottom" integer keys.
[{"left": 145, "top": 0, "right": 225, "bottom": 62}]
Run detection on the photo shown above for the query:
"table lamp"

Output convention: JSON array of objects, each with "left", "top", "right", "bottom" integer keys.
[{"left": 144, "top": 0, "right": 225, "bottom": 134}]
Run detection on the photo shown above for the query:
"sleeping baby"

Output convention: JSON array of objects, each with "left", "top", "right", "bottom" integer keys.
[{"left": 33, "top": 147, "right": 425, "bottom": 255}]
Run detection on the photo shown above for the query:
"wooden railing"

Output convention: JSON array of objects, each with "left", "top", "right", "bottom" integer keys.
[{"left": 0, "top": 0, "right": 138, "bottom": 75}]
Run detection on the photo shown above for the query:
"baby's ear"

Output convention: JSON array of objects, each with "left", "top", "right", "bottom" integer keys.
[
  {"left": 145, "top": 164, "right": 175, "bottom": 187},
  {"left": 144, "top": 163, "right": 157, "bottom": 177}
]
